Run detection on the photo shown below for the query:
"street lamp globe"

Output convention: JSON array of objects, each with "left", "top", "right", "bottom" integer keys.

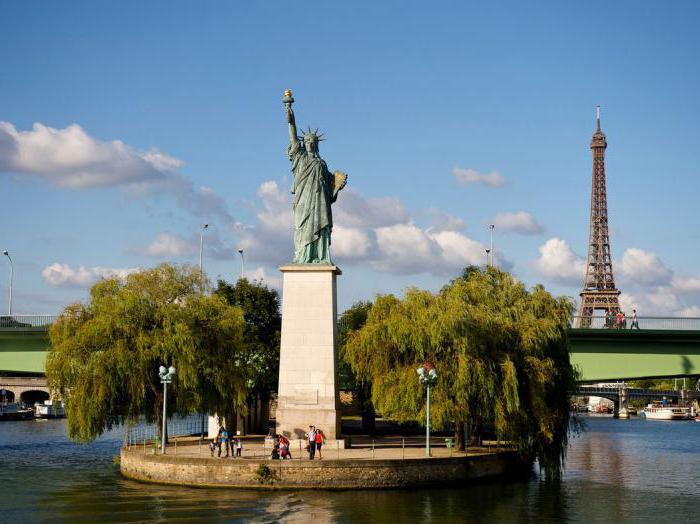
[
  {"left": 168, "top": 366, "right": 176, "bottom": 376},
  {"left": 159, "top": 365, "right": 167, "bottom": 375}
]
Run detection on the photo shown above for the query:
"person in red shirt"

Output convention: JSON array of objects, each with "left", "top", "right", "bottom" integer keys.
[{"left": 315, "top": 429, "right": 325, "bottom": 460}]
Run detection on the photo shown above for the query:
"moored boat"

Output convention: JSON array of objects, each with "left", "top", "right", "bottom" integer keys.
[
  {"left": 642, "top": 402, "right": 690, "bottom": 420},
  {"left": 0, "top": 402, "right": 34, "bottom": 420},
  {"left": 34, "top": 399, "right": 65, "bottom": 419}
]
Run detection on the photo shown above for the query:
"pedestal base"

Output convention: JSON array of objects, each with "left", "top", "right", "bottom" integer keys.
[{"left": 275, "top": 265, "right": 342, "bottom": 440}]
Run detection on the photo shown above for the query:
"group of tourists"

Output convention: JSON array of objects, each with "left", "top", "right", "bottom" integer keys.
[
  {"left": 305, "top": 425, "right": 325, "bottom": 460},
  {"left": 604, "top": 308, "right": 639, "bottom": 330},
  {"left": 209, "top": 427, "right": 243, "bottom": 458},
  {"left": 268, "top": 426, "right": 326, "bottom": 460},
  {"left": 270, "top": 434, "right": 292, "bottom": 459}
]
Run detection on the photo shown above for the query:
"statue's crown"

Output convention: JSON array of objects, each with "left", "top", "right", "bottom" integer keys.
[{"left": 302, "top": 126, "right": 325, "bottom": 142}]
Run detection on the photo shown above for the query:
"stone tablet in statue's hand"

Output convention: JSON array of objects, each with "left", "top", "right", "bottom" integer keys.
[{"left": 333, "top": 171, "right": 348, "bottom": 199}]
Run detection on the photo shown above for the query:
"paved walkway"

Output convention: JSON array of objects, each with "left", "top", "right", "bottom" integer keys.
[{"left": 127, "top": 436, "right": 509, "bottom": 461}]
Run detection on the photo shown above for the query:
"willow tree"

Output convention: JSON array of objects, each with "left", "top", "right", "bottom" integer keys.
[
  {"left": 344, "top": 266, "right": 575, "bottom": 478},
  {"left": 338, "top": 301, "right": 375, "bottom": 432},
  {"left": 214, "top": 277, "right": 281, "bottom": 433},
  {"left": 46, "top": 264, "right": 248, "bottom": 442}
]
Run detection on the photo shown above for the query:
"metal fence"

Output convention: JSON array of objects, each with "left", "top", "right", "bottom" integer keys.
[
  {"left": 124, "top": 413, "right": 207, "bottom": 447},
  {"left": 570, "top": 316, "right": 700, "bottom": 330},
  {"left": 0, "top": 315, "right": 58, "bottom": 328}
]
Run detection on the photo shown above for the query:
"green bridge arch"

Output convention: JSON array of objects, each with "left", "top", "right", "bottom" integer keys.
[{"left": 2, "top": 327, "right": 700, "bottom": 382}]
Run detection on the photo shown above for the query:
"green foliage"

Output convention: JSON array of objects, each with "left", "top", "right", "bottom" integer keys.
[
  {"left": 254, "top": 463, "right": 276, "bottom": 484},
  {"left": 344, "top": 267, "right": 576, "bottom": 479},
  {"left": 214, "top": 277, "right": 281, "bottom": 395},
  {"left": 46, "top": 264, "right": 248, "bottom": 442},
  {"left": 338, "top": 301, "right": 372, "bottom": 389}
]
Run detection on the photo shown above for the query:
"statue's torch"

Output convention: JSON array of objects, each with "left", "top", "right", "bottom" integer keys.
[
  {"left": 283, "top": 89, "right": 294, "bottom": 108},
  {"left": 283, "top": 89, "right": 294, "bottom": 124}
]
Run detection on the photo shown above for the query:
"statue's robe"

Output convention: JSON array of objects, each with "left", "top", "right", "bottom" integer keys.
[{"left": 288, "top": 139, "right": 336, "bottom": 264}]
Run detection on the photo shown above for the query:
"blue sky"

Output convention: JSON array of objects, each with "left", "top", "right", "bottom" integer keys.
[{"left": 2, "top": 1, "right": 700, "bottom": 315}]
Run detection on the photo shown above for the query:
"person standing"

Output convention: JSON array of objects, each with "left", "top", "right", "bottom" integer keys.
[
  {"left": 315, "top": 429, "right": 325, "bottom": 460},
  {"left": 630, "top": 309, "right": 640, "bottom": 329},
  {"left": 221, "top": 428, "right": 229, "bottom": 458},
  {"left": 235, "top": 434, "right": 243, "bottom": 457},
  {"left": 615, "top": 310, "right": 625, "bottom": 329},
  {"left": 306, "top": 426, "right": 317, "bottom": 460}
]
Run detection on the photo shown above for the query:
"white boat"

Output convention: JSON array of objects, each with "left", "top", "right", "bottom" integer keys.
[
  {"left": 34, "top": 400, "right": 65, "bottom": 419},
  {"left": 642, "top": 402, "right": 690, "bottom": 420}
]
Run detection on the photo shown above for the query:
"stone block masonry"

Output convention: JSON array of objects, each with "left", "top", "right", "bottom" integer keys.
[
  {"left": 275, "top": 265, "right": 342, "bottom": 440},
  {"left": 120, "top": 448, "right": 525, "bottom": 489}
]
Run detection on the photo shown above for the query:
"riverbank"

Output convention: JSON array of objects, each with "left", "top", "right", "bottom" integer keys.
[{"left": 120, "top": 442, "right": 526, "bottom": 489}]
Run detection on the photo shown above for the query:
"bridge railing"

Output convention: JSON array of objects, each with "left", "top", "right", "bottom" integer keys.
[
  {"left": 571, "top": 316, "right": 700, "bottom": 330},
  {"left": 0, "top": 315, "right": 58, "bottom": 328}
]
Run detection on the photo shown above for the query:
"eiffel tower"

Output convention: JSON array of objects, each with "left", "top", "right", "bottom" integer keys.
[{"left": 577, "top": 107, "right": 621, "bottom": 326}]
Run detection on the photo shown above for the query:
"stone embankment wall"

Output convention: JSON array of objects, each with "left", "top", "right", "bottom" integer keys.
[{"left": 120, "top": 449, "right": 524, "bottom": 489}]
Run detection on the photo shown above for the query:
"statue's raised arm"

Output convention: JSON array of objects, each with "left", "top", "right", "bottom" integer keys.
[
  {"left": 283, "top": 89, "right": 298, "bottom": 146},
  {"left": 282, "top": 89, "right": 347, "bottom": 265}
]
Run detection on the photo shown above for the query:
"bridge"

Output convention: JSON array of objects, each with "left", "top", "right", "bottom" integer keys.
[
  {"left": 573, "top": 384, "right": 698, "bottom": 417},
  {"left": 1, "top": 315, "right": 700, "bottom": 383},
  {"left": 568, "top": 316, "right": 700, "bottom": 382}
]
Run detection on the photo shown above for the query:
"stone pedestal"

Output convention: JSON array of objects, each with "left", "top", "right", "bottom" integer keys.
[{"left": 275, "top": 265, "right": 342, "bottom": 441}]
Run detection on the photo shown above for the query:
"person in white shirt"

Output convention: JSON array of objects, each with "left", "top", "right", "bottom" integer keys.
[
  {"left": 630, "top": 309, "right": 639, "bottom": 330},
  {"left": 305, "top": 426, "right": 317, "bottom": 460}
]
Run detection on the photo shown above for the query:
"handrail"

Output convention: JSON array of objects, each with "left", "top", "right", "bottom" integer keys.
[
  {"left": 570, "top": 316, "right": 700, "bottom": 330},
  {"left": 0, "top": 315, "right": 58, "bottom": 328}
]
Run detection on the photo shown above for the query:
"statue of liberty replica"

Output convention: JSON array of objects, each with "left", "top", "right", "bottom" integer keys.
[
  {"left": 284, "top": 89, "right": 347, "bottom": 264},
  {"left": 275, "top": 90, "right": 348, "bottom": 444}
]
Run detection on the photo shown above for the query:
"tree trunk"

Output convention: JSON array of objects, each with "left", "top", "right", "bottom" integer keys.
[
  {"left": 454, "top": 420, "right": 466, "bottom": 451},
  {"left": 152, "top": 384, "right": 168, "bottom": 444},
  {"left": 225, "top": 412, "right": 237, "bottom": 435},
  {"left": 359, "top": 383, "right": 376, "bottom": 434}
]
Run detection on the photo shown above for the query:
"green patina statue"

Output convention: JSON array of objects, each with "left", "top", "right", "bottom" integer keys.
[{"left": 284, "top": 89, "right": 347, "bottom": 264}]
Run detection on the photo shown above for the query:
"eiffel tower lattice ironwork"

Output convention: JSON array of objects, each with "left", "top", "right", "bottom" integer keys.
[{"left": 577, "top": 107, "right": 621, "bottom": 327}]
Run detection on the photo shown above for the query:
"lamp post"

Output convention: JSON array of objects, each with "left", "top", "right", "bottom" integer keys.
[
  {"left": 199, "top": 224, "right": 209, "bottom": 275},
  {"left": 3, "top": 251, "right": 13, "bottom": 315},
  {"left": 417, "top": 363, "right": 438, "bottom": 457},
  {"left": 238, "top": 249, "right": 244, "bottom": 280},
  {"left": 489, "top": 224, "right": 495, "bottom": 267},
  {"left": 158, "top": 365, "right": 176, "bottom": 454}
]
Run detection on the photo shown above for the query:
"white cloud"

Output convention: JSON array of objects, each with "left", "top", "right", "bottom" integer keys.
[
  {"left": 0, "top": 121, "right": 232, "bottom": 222},
  {"left": 452, "top": 167, "right": 506, "bottom": 187},
  {"left": 424, "top": 208, "right": 466, "bottom": 233},
  {"left": 677, "top": 305, "right": 700, "bottom": 317},
  {"left": 492, "top": 211, "right": 544, "bottom": 235},
  {"left": 335, "top": 189, "right": 409, "bottom": 228},
  {"left": 372, "top": 224, "right": 496, "bottom": 275},
  {"left": 620, "top": 289, "right": 681, "bottom": 316},
  {"left": 236, "top": 180, "right": 509, "bottom": 277},
  {"left": 143, "top": 233, "right": 196, "bottom": 257},
  {"left": 672, "top": 275, "right": 700, "bottom": 294},
  {"left": 42, "top": 263, "right": 137, "bottom": 288},
  {"left": 243, "top": 266, "right": 282, "bottom": 290},
  {"left": 332, "top": 226, "right": 372, "bottom": 259},
  {"left": 620, "top": 248, "right": 672, "bottom": 286},
  {"left": 0, "top": 121, "right": 180, "bottom": 188},
  {"left": 533, "top": 238, "right": 585, "bottom": 285},
  {"left": 235, "top": 181, "right": 293, "bottom": 265}
]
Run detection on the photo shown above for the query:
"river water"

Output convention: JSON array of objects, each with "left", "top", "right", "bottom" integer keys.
[{"left": 1, "top": 416, "right": 698, "bottom": 523}]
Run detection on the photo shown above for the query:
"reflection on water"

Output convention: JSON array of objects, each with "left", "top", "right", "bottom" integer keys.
[{"left": 1, "top": 417, "right": 698, "bottom": 523}]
